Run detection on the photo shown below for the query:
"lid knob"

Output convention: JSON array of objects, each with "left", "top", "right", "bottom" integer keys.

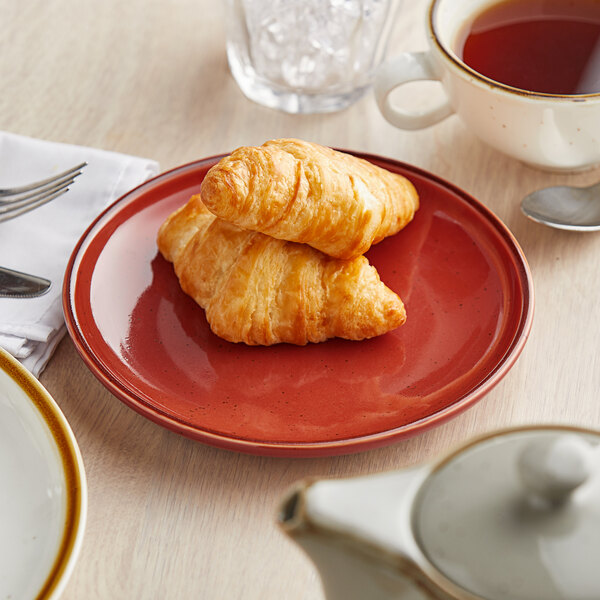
[
  {"left": 517, "top": 434, "right": 596, "bottom": 505},
  {"left": 415, "top": 429, "right": 600, "bottom": 600}
]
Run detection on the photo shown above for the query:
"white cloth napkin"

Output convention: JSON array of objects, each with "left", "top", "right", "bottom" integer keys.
[{"left": 0, "top": 131, "right": 159, "bottom": 377}]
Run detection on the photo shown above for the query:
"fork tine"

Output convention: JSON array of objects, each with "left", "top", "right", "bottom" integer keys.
[
  {"left": 0, "top": 172, "right": 79, "bottom": 205},
  {"left": 0, "top": 177, "right": 73, "bottom": 214},
  {"left": 0, "top": 186, "right": 70, "bottom": 223},
  {"left": 0, "top": 162, "right": 87, "bottom": 197}
]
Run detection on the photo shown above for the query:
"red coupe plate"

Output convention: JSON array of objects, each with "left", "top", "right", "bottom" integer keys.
[{"left": 63, "top": 153, "right": 533, "bottom": 457}]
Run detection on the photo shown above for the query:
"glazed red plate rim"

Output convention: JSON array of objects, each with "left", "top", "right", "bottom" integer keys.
[{"left": 63, "top": 152, "right": 534, "bottom": 457}]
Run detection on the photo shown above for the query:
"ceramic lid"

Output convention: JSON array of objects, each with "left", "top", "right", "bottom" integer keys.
[{"left": 413, "top": 428, "right": 600, "bottom": 600}]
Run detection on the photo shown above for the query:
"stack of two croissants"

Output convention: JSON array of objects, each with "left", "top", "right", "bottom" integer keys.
[{"left": 157, "top": 139, "right": 419, "bottom": 346}]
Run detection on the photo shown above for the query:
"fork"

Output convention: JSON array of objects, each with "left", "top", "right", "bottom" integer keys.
[{"left": 0, "top": 162, "right": 87, "bottom": 223}]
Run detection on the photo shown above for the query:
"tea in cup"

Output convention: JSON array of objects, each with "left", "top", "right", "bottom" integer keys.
[{"left": 374, "top": 0, "right": 600, "bottom": 171}]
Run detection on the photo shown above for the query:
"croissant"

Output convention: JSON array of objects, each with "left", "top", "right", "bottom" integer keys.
[
  {"left": 157, "top": 195, "right": 406, "bottom": 345},
  {"left": 199, "top": 139, "right": 419, "bottom": 260}
]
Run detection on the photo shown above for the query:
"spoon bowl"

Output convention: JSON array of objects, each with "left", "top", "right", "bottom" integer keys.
[{"left": 521, "top": 182, "right": 600, "bottom": 231}]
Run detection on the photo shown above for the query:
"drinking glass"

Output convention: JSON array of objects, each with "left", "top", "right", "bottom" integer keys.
[{"left": 225, "top": 0, "right": 401, "bottom": 114}]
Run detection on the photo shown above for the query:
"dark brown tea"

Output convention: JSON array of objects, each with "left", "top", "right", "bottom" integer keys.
[{"left": 455, "top": 0, "right": 600, "bottom": 94}]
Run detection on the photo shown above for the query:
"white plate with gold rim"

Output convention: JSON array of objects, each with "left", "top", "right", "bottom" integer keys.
[{"left": 0, "top": 347, "right": 87, "bottom": 599}]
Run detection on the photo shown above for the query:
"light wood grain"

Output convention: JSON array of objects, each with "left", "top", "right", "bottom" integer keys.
[{"left": 2, "top": 1, "right": 600, "bottom": 598}]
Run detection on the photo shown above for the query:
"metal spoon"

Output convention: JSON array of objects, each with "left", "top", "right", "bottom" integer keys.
[{"left": 521, "top": 182, "right": 600, "bottom": 231}]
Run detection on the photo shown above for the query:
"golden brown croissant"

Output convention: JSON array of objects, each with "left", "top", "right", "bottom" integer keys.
[
  {"left": 157, "top": 195, "right": 406, "bottom": 345},
  {"left": 199, "top": 139, "right": 419, "bottom": 260}
]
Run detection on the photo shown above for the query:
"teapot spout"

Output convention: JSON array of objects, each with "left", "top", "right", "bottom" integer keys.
[
  {"left": 278, "top": 469, "right": 444, "bottom": 600},
  {"left": 279, "top": 479, "right": 310, "bottom": 534}
]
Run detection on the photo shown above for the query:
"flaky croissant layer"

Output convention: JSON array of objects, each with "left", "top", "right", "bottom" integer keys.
[
  {"left": 157, "top": 195, "right": 406, "bottom": 345},
  {"left": 200, "top": 139, "right": 419, "bottom": 260}
]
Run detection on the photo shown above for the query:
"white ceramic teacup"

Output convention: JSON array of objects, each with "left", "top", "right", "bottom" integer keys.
[{"left": 374, "top": 0, "right": 600, "bottom": 171}]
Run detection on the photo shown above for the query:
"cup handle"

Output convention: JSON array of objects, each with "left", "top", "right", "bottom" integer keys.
[{"left": 374, "top": 52, "right": 454, "bottom": 130}]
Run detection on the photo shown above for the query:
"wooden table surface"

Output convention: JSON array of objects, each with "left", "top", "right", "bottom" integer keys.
[{"left": 2, "top": 1, "right": 600, "bottom": 598}]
